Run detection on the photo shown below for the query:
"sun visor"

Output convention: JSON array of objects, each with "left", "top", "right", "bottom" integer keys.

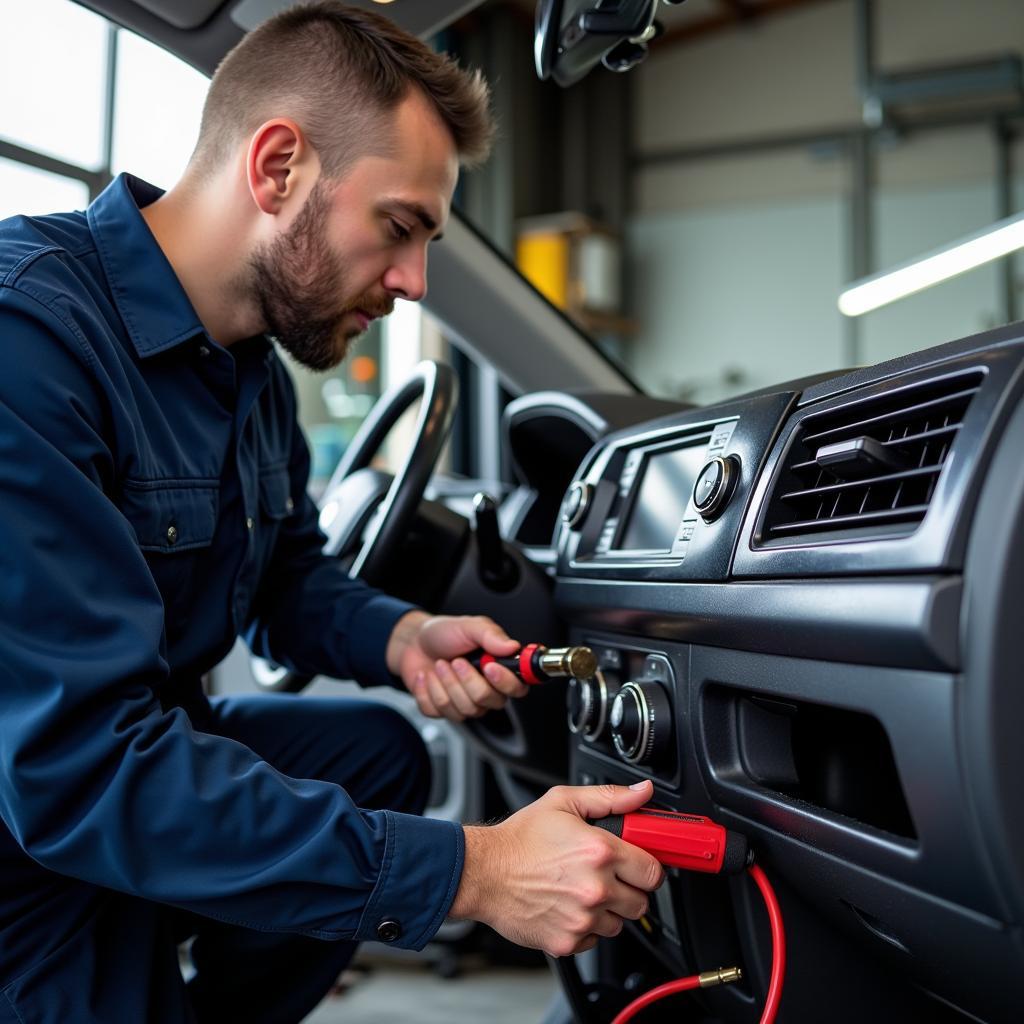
[
  {"left": 128, "top": 0, "right": 225, "bottom": 30},
  {"left": 231, "top": 0, "right": 486, "bottom": 38}
]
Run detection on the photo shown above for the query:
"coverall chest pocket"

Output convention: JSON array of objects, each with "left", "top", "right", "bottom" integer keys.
[
  {"left": 119, "top": 480, "right": 219, "bottom": 628},
  {"left": 258, "top": 464, "right": 293, "bottom": 520},
  {"left": 256, "top": 464, "right": 296, "bottom": 569}
]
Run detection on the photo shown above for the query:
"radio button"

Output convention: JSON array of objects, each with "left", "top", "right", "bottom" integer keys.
[
  {"left": 693, "top": 455, "right": 740, "bottom": 522},
  {"left": 561, "top": 480, "right": 592, "bottom": 528}
]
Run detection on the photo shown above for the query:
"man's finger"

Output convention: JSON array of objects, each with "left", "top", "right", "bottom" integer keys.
[
  {"left": 434, "top": 661, "right": 480, "bottom": 719},
  {"left": 452, "top": 659, "right": 511, "bottom": 709},
  {"left": 591, "top": 910, "right": 625, "bottom": 939},
  {"left": 571, "top": 935, "right": 599, "bottom": 955},
  {"left": 470, "top": 616, "right": 519, "bottom": 654},
  {"left": 480, "top": 660, "right": 530, "bottom": 698},
  {"left": 614, "top": 845, "right": 664, "bottom": 893},
  {"left": 560, "top": 780, "right": 655, "bottom": 822},
  {"left": 411, "top": 673, "right": 441, "bottom": 719},
  {"left": 606, "top": 872, "right": 660, "bottom": 914},
  {"left": 425, "top": 670, "right": 466, "bottom": 722}
]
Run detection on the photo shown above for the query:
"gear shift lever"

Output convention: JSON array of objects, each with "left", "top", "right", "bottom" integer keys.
[{"left": 473, "top": 492, "right": 518, "bottom": 592}]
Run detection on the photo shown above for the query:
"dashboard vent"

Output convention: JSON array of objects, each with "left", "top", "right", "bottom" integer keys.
[{"left": 761, "top": 371, "right": 984, "bottom": 542}]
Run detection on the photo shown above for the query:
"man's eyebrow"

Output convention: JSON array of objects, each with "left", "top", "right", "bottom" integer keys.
[{"left": 387, "top": 200, "right": 444, "bottom": 242}]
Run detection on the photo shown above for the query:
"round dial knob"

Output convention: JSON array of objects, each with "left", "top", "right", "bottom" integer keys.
[
  {"left": 567, "top": 671, "right": 616, "bottom": 740},
  {"left": 692, "top": 455, "right": 740, "bottom": 522},
  {"left": 610, "top": 680, "right": 673, "bottom": 767},
  {"left": 561, "top": 480, "right": 593, "bottom": 529}
]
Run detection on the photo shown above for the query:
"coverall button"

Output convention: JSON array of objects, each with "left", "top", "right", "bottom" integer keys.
[
  {"left": 197, "top": 344, "right": 211, "bottom": 358},
  {"left": 166, "top": 525, "right": 178, "bottom": 545},
  {"left": 245, "top": 516, "right": 255, "bottom": 531},
  {"left": 285, "top": 497, "right": 295, "bottom": 513},
  {"left": 376, "top": 919, "right": 402, "bottom": 942}
]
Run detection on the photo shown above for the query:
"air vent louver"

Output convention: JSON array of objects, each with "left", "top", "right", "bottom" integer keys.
[{"left": 761, "top": 371, "right": 984, "bottom": 543}]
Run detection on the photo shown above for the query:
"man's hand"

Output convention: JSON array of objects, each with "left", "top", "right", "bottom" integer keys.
[
  {"left": 386, "top": 611, "right": 528, "bottom": 721},
  {"left": 450, "top": 780, "right": 665, "bottom": 957}
]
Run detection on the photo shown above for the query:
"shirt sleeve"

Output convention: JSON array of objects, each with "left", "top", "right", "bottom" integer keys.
[
  {"left": 244, "top": 369, "right": 417, "bottom": 690},
  {"left": 0, "top": 287, "right": 460, "bottom": 947}
]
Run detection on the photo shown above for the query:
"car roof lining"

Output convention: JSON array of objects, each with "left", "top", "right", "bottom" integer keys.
[
  {"left": 78, "top": 1, "right": 488, "bottom": 58},
  {"left": 127, "top": 0, "right": 223, "bottom": 31}
]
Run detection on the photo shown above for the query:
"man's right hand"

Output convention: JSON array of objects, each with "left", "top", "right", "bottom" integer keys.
[{"left": 449, "top": 780, "right": 665, "bottom": 957}]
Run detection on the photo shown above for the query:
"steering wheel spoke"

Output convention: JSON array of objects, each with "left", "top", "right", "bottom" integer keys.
[{"left": 317, "top": 468, "right": 394, "bottom": 558}]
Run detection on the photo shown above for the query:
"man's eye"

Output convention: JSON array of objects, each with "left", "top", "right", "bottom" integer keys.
[{"left": 389, "top": 219, "right": 411, "bottom": 242}]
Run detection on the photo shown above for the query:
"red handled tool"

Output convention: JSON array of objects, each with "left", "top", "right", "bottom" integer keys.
[
  {"left": 591, "top": 807, "right": 751, "bottom": 875},
  {"left": 589, "top": 804, "right": 785, "bottom": 1024},
  {"left": 468, "top": 643, "right": 597, "bottom": 685}
]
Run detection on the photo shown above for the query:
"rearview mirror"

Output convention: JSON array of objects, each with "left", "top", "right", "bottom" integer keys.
[{"left": 535, "top": 0, "right": 670, "bottom": 86}]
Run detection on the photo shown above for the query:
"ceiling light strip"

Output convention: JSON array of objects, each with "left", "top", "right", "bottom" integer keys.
[{"left": 838, "top": 210, "right": 1024, "bottom": 317}]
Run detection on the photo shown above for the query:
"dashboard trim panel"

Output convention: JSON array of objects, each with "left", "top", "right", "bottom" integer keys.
[{"left": 555, "top": 575, "right": 961, "bottom": 671}]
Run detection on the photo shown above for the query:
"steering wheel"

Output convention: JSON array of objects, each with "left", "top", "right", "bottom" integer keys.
[{"left": 251, "top": 359, "right": 458, "bottom": 693}]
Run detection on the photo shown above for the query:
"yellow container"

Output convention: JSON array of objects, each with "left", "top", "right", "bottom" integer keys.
[{"left": 516, "top": 230, "right": 571, "bottom": 310}]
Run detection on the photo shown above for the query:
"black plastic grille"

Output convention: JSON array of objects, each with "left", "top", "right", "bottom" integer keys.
[{"left": 761, "top": 371, "right": 984, "bottom": 542}]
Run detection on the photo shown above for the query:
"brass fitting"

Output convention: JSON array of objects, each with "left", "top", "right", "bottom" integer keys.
[
  {"left": 537, "top": 645, "right": 598, "bottom": 680},
  {"left": 698, "top": 966, "right": 743, "bottom": 988}
]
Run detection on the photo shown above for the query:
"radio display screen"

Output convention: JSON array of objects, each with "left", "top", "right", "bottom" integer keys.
[{"left": 616, "top": 443, "right": 709, "bottom": 551}]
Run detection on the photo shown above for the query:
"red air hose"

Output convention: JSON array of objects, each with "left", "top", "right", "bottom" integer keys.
[
  {"left": 610, "top": 863, "right": 785, "bottom": 1024},
  {"left": 609, "top": 975, "right": 702, "bottom": 1023},
  {"left": 748, "top": 863, "right": 785, "bottom": 1023}
]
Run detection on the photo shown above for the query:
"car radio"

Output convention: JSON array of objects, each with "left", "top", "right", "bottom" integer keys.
[
  {"left": 569, "top": 419, "right": 736, "bottom": 561},
  {"left": 555, "top": 392, "right": 795, "bottom": 582},
  {"left": 602, "top": 420, "right": 736, "bottom": 557}
]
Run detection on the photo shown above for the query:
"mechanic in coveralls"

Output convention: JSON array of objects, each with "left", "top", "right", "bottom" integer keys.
[{"left": 0, "top": 3, "right": 664, "bottom": 1021}]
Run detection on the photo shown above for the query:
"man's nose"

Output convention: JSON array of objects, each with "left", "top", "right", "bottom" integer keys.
[{"left": 383, "top": 247, "right": 428, "bottom": 303}]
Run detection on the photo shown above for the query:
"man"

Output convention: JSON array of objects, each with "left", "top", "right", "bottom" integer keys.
[{"left": 0, "top": 4, "right": 663, "bottom": 1022}]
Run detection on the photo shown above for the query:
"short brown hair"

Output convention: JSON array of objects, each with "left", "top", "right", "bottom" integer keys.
[{"left": 190, "top": 1, "right": 493, "bottom": 178}]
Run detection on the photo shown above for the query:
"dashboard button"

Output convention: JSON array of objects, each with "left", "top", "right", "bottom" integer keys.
[
  {"left": 610, "top": 680, "right": 672, "bottom": 768},
  {"left": 692, "top": 455, "right": 740, "bottom": 522},
  {"left": 567, "top": 670, "right": 614, "bottom": 740},
  {"left": 561, "top": 480, "right": 593, "bottom": 528},
  {"left": 694, "top": 463, "right": 721, "bottom": 505}
]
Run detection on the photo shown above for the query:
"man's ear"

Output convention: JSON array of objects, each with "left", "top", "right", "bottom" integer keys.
[{"left": 246, "top": 118, "right": 314, "bottom": 215}]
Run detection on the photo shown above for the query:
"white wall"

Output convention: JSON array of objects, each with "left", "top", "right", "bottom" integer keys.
[
  {"left": 628, "top": 177, "right": 1017, "bottom": 403},
  {"left": 622, "top": 0, "right": 1024, "bottom": 401},
  {"left": 628, "top": 197, "right": 846, "bottom": 403},
  {"left": 635, "top": 0, "right": 1024, "bottom": 208}
]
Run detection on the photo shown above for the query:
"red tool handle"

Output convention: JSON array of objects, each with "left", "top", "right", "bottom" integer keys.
[
  {"left": 469, "top": 643, "right": 544, "bottom": 684},
  {"left": 591, "top": 806, "right": 750, "bottom": 874}
]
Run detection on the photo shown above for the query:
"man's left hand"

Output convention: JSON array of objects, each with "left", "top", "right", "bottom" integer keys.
[{"left": 386, "top": 612, "right": 528, "bottom": 721}]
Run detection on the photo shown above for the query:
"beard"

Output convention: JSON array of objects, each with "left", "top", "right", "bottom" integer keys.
[{"left": 246, "top": 179, "right": 393, "bottom": 372}]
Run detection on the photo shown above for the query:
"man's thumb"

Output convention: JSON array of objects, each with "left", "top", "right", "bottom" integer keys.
[{"left": 567, "top": 779, "right": 654, "bottom": 820}]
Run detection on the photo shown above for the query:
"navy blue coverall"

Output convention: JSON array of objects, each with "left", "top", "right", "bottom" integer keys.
[{"left": 0, "top": 174, "right": 465, "bottom": 1023}]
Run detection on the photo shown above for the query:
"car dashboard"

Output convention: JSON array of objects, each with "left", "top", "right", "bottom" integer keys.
[{"left": 486, "top": 322, "right": 1024, "bottom": 1023}]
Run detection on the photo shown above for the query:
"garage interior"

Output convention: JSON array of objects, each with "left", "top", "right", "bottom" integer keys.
[{"left": 1, "top": 1, "right": 1023, "bottom": 1022}]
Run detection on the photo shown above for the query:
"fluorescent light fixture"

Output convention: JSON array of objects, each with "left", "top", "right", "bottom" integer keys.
[{"left": 839, "top": 209, "right": 1024, "bottom": 317}]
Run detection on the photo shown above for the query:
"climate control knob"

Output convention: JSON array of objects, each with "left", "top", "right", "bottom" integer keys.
[
  {"left": 567, "top": 671, "right": 614, "bottom": 740},
  {"left": 610, "top": 680, "right": 673, "bottom": 767}
]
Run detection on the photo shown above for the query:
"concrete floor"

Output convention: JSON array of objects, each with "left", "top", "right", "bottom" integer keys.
[{"left": 304, "top": 959, "right": 559, "bottom": 1024}]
